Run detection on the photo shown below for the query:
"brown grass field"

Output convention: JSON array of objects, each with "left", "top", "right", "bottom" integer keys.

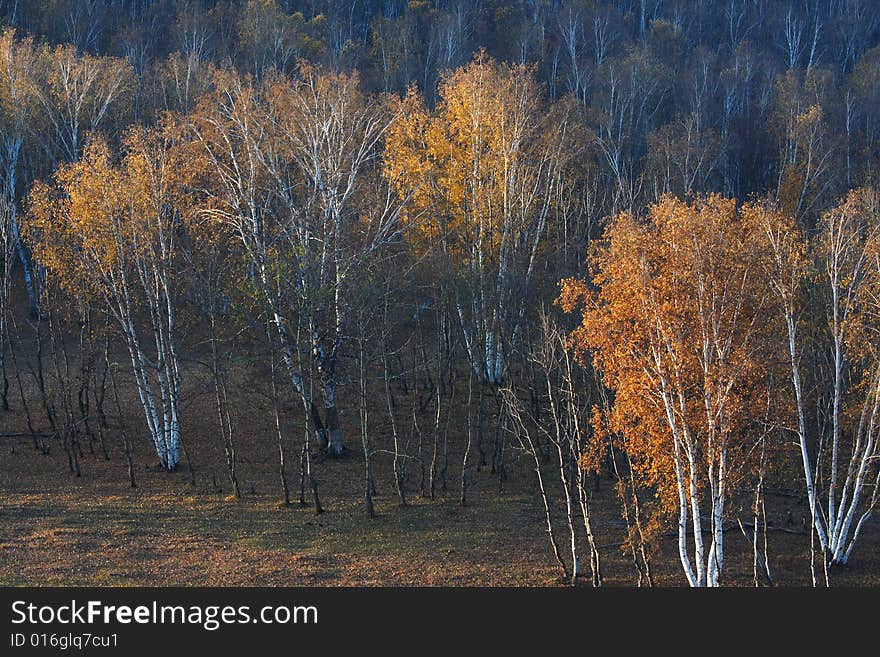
[{"left": 2, "top": 347, "right": 879, "bottom": 588}]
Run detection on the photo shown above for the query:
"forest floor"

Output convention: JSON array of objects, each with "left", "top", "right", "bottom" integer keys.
[
  {"left": 2, "top": 383, "right": 880, "bottom": 587},
  {"left": 1, "top": 281, "right": 879, "bottom": 587},
  {"left": 0, "top": 400, "right": 637, "bottom": 586}
]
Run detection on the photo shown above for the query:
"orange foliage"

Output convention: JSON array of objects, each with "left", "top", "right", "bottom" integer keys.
[{"left": 559, "top": 195, "right": 782, "bottom": 516}]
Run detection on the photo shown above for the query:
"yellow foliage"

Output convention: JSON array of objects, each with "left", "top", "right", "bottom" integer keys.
[
  {"left": 24, "top": 126, "right": 193, "bottom": 303},
  {"left": 383, "top": 52, "right": 574, "bottom": 260}
]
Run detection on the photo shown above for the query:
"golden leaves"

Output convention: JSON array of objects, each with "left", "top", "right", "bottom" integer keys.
[
  {"left": 383, "top": 53, "right": 570, "bottom": 257},
  {"left": 24, "top": 126, "right": 191, "bottom": 300}
]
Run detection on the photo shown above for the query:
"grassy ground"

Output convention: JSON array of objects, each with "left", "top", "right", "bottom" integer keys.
[
  {"left": 2, "top": 401, "right": 879, "bottom": 587},
  {"left": 0, "top": 434, "right": 570, "bottom": 586}
]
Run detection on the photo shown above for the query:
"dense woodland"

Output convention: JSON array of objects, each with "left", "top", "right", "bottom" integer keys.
[{"left": 2, "top": 0, "right": 880, "bottom": 587}]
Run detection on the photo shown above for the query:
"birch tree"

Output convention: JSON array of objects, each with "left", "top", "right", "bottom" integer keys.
[
  {"left": 0, "top": 29, "right": 42, "bottom": 312},
  {"left": 26, "top": 128, "right": 190, "bottom": 470},
  {"left": 34, "top": 42, "right": 133, "bottom": 166},
  {"left": 0, "top": 194, "right": 13, "bottom": 410},
  {"left": 385, "top": 53, "right": 577, "bottom": 385},
  {"left": 503, "top": 311, "right": 604, "bottom": 586},
  {"left": 236, "top": 0, "right": 306, "bottom": 79},
  {"left": 0, "top": 28, "right": 37, "bottom": 405},
  {"left": 0, "top": 29, "right": 133, "bottom": 314},
  {"left": 190, "top": 65, "right": 402, "bottom": 456},
  {"left": 771, "top": 69, "right": 835, "bottom": 223},
  {"left": 753, "top": 189, "right": 880, "bottom": 568},
  {"left": 560, "top": 194, "right": 777, "bottom": 586}
]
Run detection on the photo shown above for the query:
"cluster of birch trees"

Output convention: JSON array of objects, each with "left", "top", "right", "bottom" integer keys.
[
  {"left": 2, "top": 1, "right": 880, "bottom": 587},
  {"left": 561, "top": 191, "right": 880, "bottom": 586}
]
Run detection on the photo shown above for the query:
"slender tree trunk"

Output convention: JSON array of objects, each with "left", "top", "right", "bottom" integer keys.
[
  {"left": 93, "top": 334, "right": 110, "bottom": 460},
  {"left": 414, "top": 402, "right": 426, "bottom": 497},
  {"left": 358, "top": 333, "right": 375, "bottom": 518},
  {"left": 210, "top": 315, "right": 240, "bottom": 499},
  {"left": 382, "top": 297, "right": 406, "bottom": 505},
  {"left": 441, "top": 368, "right": 454, "bottom": 493},
  {"left": 429, "top": 372, "right": 441, "bottom": 500},
  {"left": 108, "top": 358, "right": 136, "bottom": 489},
  {"left": 266, "top": 321, "right": 291, "bottom": 507},
  {"left": 46, "top": 293, "right": 80, "bottom": 476},
  {"left": 461, "top": 370, "right": 473, "bottom": 507},
  {"left": 506, "top": 388, "right": 569, "bottom": 580},
  {"left": 476, "top": 383, "right": 486, "bottom": 469},
  {"left": 5, "top": 312, "right": 43, "bottom": 453},
  {"left": 300, "top": 370, "right": 323, "bottom": 515}
]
